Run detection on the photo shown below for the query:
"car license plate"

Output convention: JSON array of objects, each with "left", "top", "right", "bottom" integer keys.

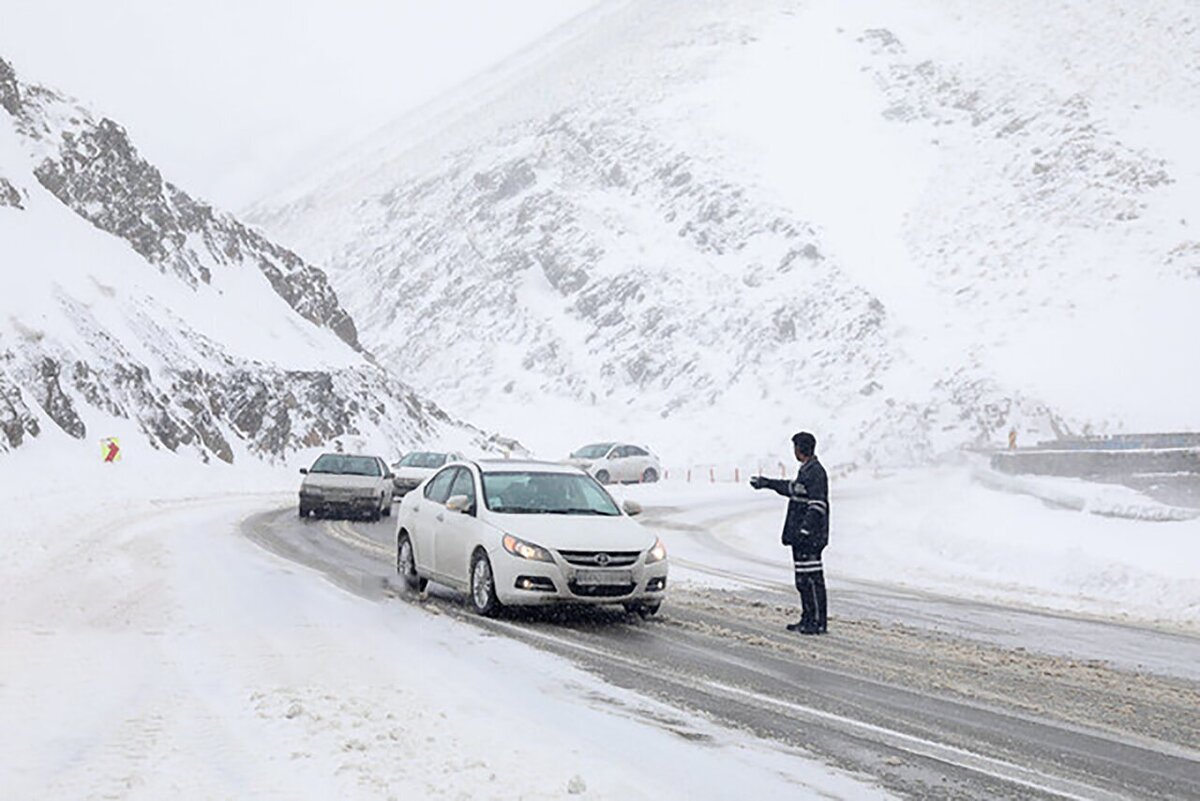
[{"left": 574, "top": 569, "right": 633, "bottom": 586}]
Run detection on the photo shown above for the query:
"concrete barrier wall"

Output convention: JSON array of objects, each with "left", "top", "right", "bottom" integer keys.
[{"left": 991, "top": 449, "right": 1200, "bottom": 478}]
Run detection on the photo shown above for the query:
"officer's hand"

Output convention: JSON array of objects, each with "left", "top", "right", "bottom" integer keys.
[{"left": 749, "top": 476, "right": 766, "bottom": 490}]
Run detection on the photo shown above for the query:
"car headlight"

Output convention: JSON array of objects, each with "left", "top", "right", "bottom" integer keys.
[
  {"left": 502, "top": 534, "right": 554, "bottom": 562},
  {"left": 300, "top": 486, "right": 323, "bottom": 497},
  {"left": 646, "top": 537, "right": 667, "bottom": 564}
]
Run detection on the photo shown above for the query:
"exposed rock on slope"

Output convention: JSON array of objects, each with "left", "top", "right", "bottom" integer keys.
[{"left": 0, "top": 55, "right": 508, "bottom": 462}]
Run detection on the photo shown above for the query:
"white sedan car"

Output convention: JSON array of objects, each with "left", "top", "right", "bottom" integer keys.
[
  {"left": 299, "top": 453, "right": 394, "bottom": 520},
  {"left": 394, "top": 460, "right": 668, "bottom": 617},
  {"left": 566, "top": 442, "right": 662, "bottom": 484}
]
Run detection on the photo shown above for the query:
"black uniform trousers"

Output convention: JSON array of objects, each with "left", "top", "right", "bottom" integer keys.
[{"left": 792, "top": 544, "right": 827, "bottom": 632}]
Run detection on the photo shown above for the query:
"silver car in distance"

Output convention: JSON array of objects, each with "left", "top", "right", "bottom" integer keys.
[
  {"left": 394, "top": 460, "right": 668, "bottom": 617},
  {"left": 299, "top": 453, "right": 394, "bottom": 521}
]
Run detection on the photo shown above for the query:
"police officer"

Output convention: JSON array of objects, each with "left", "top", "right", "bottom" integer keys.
[{"left": 749, "top": 431, "right": 829, "bottom": 634}]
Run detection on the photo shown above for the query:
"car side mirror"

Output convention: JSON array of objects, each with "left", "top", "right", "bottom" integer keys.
[
  {"left": 299, "top": 468, "right": 308, "bottom": 475},
  {"left": 623, "top": 500, "right": 642, "bottom": 517},
  {"left": 446, "top": 495, "right": 472, "bottom": 514},
  {"left": 384, "top": 471, "right": 395, "bottom": 480}
]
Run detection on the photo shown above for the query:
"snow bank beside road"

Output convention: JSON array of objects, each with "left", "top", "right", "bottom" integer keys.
[
  {"left": 0, "top": 458, "right": 889, "bottom": 800},
  {"left": 624, "top": 467, "right": 1200, "bottom": 631}
]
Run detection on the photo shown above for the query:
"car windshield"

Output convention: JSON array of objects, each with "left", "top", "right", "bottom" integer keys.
[
  {"left": 570, "top": 443, "right": 613, "bottom": 459},
  {"left": 481, "top": 471, "right": 621, "bottom": 516},
  {"left": 398, "top": 452, "right": 448, "bottom": 468},
  {"left": 310, "top": 454, "right": 381, "bottom": 477}
]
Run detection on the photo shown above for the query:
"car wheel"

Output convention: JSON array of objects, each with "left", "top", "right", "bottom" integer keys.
[
  {"left": 641, "top": 468, "right": 659, "bottom": 483},
  {"left": 298, "top": 505, "right": 308, "bottom": 518},
  {"left": 381, "top": 496, "right": 392, "bottom": 518},
  {"left": 470, "top": 551, "right": 502, "bottom": 617},
  {"left": 595, "top": 469, "right": 610, "bottom": 485},
  {"left": 396, "top": 534, "right": 427, "bottom": 593},
  {"left": 624, "top": 602, "right": 661, "bottom": 619}
]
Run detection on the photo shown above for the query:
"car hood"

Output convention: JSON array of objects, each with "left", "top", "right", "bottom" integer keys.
[
  {"left": 302, "top": 474, "right": 378, "bottom": 490},
  {"left": 489, "top": 512, "right": 654, "bottom": 553},
  {"left": 394, "top": 466, "right": 436, "bottom": 480}
]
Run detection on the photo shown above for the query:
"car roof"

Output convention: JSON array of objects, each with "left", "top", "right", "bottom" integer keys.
[
  {"left": 316, "top": 453, "right": 380, "bottom": 459},
  {"left": 473, "top": 459, "right": 585, "bottom": 475}
]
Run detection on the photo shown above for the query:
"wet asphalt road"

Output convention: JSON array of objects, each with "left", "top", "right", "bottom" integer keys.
[{"left": 242, "top": 503, "right": 1200, "bottom": 800}]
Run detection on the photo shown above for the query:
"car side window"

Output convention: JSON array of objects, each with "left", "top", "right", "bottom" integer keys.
[
  {"left": 449, "top": 468, "right": 477, "bottom": 511},
  {"left": 627, "top": 446, "right": 648, "bottom": 457},
  {"left": 612, "top": 446, "right": 629, "bottom": 458},
  {"left": 424, "top": 468, "right": 456, "bottom": 503}
]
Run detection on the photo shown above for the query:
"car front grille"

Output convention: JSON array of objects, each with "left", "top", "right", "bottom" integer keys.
[
  {"left": 558, "top": 550, "right": 640, "bottom": 567},
  {"left": 567, "top": 582, "right": 637, "bottom": 598}
]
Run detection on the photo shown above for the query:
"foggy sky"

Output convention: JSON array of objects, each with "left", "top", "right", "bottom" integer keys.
[{"left": 0, "top": 0, "right": 598, "bottom": 211}]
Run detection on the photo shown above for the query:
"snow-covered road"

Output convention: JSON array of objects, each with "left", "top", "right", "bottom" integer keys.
[
  {"left": 0, "top": 490, "right": 886, "bottom": 800},
  {"left": 244, "top": 497, "right": 1200, "bottom": 800},
  {"left": 4, "top": 473, "right": 1200, "bottom": 800}
]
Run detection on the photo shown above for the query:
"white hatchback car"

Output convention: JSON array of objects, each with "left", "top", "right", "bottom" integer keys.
[
  {"left": 566, "top": 442, "right": 662, "bottom": 484},
  {"left": 394, "top": 460, "right": 668, "bottom": 616}
]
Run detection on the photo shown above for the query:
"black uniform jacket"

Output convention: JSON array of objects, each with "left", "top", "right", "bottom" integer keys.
[{"left": 762, "top": 457, "right": 829, "bottom": 550}]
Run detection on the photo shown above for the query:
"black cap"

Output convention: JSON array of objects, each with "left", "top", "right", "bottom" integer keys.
[{"left": 792, "top": 431, "right": 816, "bottom": 456}]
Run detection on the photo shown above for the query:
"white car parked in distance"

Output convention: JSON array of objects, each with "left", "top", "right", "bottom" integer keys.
[
  {"left": 299, "top": 453, "right": 394, "bottom": 521},
  {"left": 566, "top": 442, "right": 662, "bottom": 484},
  {"left": 394, "top": 460, "right": 668, "bottom": 617},
  {"left": 390, "top": 451, "right": 465, "bottom": 496}
]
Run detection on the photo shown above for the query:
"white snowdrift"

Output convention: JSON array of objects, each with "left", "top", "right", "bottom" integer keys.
[{"left": 621, "top": 466, "right": 1200, "bottom": 632}]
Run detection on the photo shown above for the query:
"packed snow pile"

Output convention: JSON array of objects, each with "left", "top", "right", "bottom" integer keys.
[
  {"left": 0, "top": 55, "right": 512, "bottom": 464},
  {"left": 253, "top": 0, "right": 1200, "bottom": 467}
]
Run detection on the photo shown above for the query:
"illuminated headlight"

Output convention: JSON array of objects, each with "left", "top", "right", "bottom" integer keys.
[
  {"left": 502, "top": 534, "right": 554, "bottom": 562},
  {"left": 646, "top": 537, "right": 667, "bottom": 564}
]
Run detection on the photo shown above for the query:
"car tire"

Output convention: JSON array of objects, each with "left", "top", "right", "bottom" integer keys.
[
  {"left": 625, "top": 602, "right": 661, "bottom": 619},
  {"left": 641, "top": 468, "right": 659, "bottom": 483},
  {"left": 470, "top": 551, "right": 502, "bottom": 617},
  {"left": 595, "top": 469, "right": 610, "bottom": 485},
  {"left": 396, "top": 534, "right": 427, "bottom": 593},
  {"left": 381, "top": 497, "right": 392, "bottom": 518},
  {"left": 298, "top": 505, "right": 309, "bottom": 518}
]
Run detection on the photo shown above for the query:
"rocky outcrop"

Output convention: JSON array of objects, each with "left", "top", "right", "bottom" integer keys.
[
  {"left": 1, "top": 56, "right": 359, "bottom": 351},
  {"left": 0, "top": 370, "right": 40, "bottom": 451},
  {"left": 0, "top": 54, "right": 509, "bottom": 464},
  {"left": 0, "top": 176, "right": 21, "bottom": 208}
]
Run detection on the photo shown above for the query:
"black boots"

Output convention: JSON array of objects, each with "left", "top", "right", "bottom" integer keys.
[{"left": 785, "top": 620, "right": 823, "bottom": 634}]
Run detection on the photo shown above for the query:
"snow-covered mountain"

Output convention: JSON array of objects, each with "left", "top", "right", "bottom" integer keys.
[
  {"left": 0, "top": 55, "right": 512, "bottom": 464},
  {"left": 253, "top": 0, "right": 1200, "bottom": 467}
]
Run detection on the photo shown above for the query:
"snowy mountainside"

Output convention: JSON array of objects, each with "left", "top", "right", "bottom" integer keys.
[
  {"left": 254, "top": 0, "right": 1200, "bottom": 466},
  {"left": 0, "top": 55, "right": 508, "bottom": 463}
]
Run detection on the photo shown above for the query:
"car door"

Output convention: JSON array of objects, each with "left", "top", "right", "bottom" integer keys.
[
  {"left": 435, "top": 467, "right": 479, "bottom": 585},
  {"left": 609, "top": 445, "right": 632, "bottom": 482},
  {"left": 412, "top": 467, "right": 456, "bottom": 574}
]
